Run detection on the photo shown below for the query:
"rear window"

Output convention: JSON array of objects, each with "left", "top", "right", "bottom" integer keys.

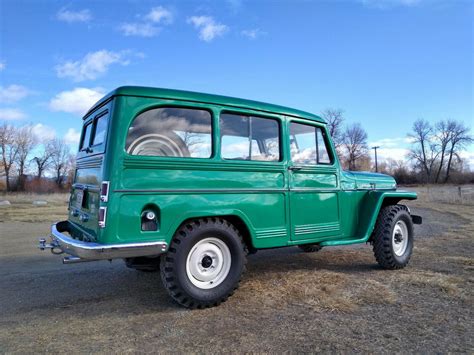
[
  {"left": 80, "top": 123, "right": 92, "bottom": 150},
  {"left": 126, "top": 107, "right": 212, "bottom": 158},
  {"left": 92, "top": 113, "right": 108, "bottom": 146},
  {"left": 79, "top": 108, "right": 110, "bottom": 154}
]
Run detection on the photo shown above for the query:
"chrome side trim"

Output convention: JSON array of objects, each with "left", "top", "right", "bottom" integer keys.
[{"left": 42, "top": 221, "right": 168, "bottom": 261}]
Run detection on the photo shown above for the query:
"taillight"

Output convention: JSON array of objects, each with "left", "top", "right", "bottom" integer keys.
[
  {"left": 100, "top": 181, "right": 109, "bottom": 202},
  {"left": 98, "top": 207, "right": 107, "bottom": 228}
]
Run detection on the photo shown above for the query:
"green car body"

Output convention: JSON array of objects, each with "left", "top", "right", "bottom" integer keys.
[{"left": 39, "top": 86, "right": 419, "bottom": 308}]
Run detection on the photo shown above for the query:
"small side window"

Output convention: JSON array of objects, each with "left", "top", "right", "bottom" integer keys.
[
  {"left": 80, "top": 122, "right": 92, "bottom": 151},
  {"left": 126, "top": 107, "right": 212, "bottom": 158},
  {"left": 220, "top": 113, "right": 280, "bottom": 161},
  {"left": 290, "top": 122, "right": 332, "bottom": 165}
]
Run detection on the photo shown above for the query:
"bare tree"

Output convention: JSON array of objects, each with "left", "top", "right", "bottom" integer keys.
[
  {"left": 407, "top": 119, "right": 438, "bottom": 182},
  {"left": 320, "top": 109, "right": 345, "bottom": 149},
  {"left": 444, "top": 120, "right": 473, "bottom": 183},
  {"left": 0, "top": 123, "right": 19, "bottom": 191},
  {"left": 32, "top": 141, "right": 54, "bottom": 179},
  {"left": 15, "top": 125, "right": 37, "bottom": 190},
  {"left": 433, "top": 120, "right": 452, "bottom": 183},
  {"left": 342, "top": 123, "right": 369, "bottom": 170},
  {"left": 50, "top": 138, "right": 72, "bottom": 187}
]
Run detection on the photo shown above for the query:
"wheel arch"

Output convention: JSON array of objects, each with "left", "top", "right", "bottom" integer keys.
[{"left": 168, "top": 210, "right": 256, "bottom": 251}]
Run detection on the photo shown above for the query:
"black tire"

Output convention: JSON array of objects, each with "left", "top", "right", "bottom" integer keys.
[
  {"left": 160, "top": 218, "right": 247, "bottom": 309},
  {"left": 125, "top": 256, "right": 160, "bottom": 272},
  {"left": 372, "top": 204, "right": 414, "bottom": 269},
  {"left": 298, "top": 244, "right": 322, "bottom": 253}
]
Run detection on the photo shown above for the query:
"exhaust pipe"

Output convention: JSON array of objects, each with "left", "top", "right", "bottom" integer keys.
[{"left": 62, "top": 256, "right": 98, "bottom": 264}]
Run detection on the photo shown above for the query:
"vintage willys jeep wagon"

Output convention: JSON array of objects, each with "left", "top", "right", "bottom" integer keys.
[{"left": 39, "top": 86, "right": 421, "bottom": 308}]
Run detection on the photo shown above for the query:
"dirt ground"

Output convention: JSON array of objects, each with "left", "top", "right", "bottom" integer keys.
[{"left": 0, "top": 191, "right": 473, "bottom": 353}]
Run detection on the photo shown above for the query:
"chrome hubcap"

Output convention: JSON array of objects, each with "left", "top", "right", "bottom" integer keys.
[
  {"left": 392, "top": 220, "right": 409, "bottom": 257},
  {"left": 186, "top": 237, "right": 231, "bottom": 289}
]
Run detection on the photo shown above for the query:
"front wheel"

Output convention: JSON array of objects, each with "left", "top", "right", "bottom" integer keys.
[
  {"left": 372, "top": 204, "right": 414, "bottom": 269},
  {"left": 160, "top": 218, "right": 247, "bottom": 309}
]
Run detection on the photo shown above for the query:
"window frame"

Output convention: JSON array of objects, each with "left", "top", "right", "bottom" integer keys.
[
  {"left": 288, "top": 120, "right": 335, "bottom": 166},
  {"left": 125, "top": 104, "right": 215, "bottom": 160},
  {"left": 218, "top": 110, "right": 283, "bottom": 163}
]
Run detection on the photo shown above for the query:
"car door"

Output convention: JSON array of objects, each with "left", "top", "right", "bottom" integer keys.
[{"left": 288, "top": 120, "right": 341, "bottom": 242}]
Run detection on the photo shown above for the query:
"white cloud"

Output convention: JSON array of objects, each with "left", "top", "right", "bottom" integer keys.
[
  {"left": 0, "top": 61, "right": 5, "bottom": 71},
  {"left": 64, "top": 128, "right": 81, "bottom": 145},
  {"left": 57, "top": 8, "right": 92, "bottom": 23},
  {"left": 55, "top": 50, "right": 130, "bottom": 82},
  {"left": 369, "top": 137, "right": 412, "bottom": 148},
  {"left": 241, "top": 28, "right": 265, "bottom": 40},
  {"left": 119, "top": 23, "right": 160, "bottom": 37},
  {"left": 145, "top": 6, "right": 174, "bottom": 24},
  {"left": 32, "top": 124, "right": 56, "bottom": 142},
  {"left": 459, "top": 150, "right": 474, "bottom": 169},
  {"left": 0, "top": 84, "right": 30, "bottom": 103},
  {"left": 0, "top": 108, "right": 27, "bottom": 121},
  {"left": 119, "top": 6, "right": 173, "bottom": 38},
  {"left": 49, "top": 87, "right": 105, "bottom": 116},
  {"left": 187, "top": 16, "right": 228, "bottom": 42}
]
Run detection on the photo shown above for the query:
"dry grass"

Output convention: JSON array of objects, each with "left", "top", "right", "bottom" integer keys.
[
  {"left": 396, "top": 271, "right": 463, "bottom": 296},
  {"left": 0, "top": 193, "right": 69, "bottom": 223}
]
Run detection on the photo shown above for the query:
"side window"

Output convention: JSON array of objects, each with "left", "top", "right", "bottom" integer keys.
[
  {"left": 290, "top": 122, "right": 332, "bottom": 165},
  {"left": 80, "top": 122, "right": 92, "bottom": 151},
  {"left": 220, "top": 113, "right": 280, "bottom": 161},
  {"left": 92, "top": 113, "right": 108, "bottom": 146},
  {"left": 126, "top": 107, "right": 212, "bottom": 158}
]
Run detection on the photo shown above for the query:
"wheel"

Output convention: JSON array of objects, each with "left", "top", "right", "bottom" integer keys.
[
  {"left": 125, "top": 256, "right": 160, "bottom": 272},
  {"left": 371, "top": 204, "right": 414, "bottom": 269},
  {"left": 298, "top": 244, "right": 322, "bottom": 253},
  {"left": 160, "top": 218, "right": 247, "bottom": 309}
]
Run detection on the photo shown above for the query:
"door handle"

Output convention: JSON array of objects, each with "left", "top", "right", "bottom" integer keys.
[{"left": 288, "top": 166, "right": 303, "bottom": 171}]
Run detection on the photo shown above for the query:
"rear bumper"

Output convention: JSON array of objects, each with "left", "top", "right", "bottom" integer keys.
[{"left": 39, "top": 220, "right": 168, "bottom": 261}]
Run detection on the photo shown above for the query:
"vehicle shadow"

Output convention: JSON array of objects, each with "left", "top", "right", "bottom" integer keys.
[{"left": 2, "top": 246, "right": 380, "bottom": 319}]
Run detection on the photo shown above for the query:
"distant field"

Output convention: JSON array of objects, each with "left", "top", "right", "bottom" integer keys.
[{"left": 403, "top": 184, "right": 474, "bottom": 205}]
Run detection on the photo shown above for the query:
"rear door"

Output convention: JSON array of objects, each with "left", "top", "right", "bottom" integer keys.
[
  {"left": 288, "top": 120, "right": 341, "bottom": 242},
  {"left": 70, "top": 101, "right": 112, "bottom": 241}
]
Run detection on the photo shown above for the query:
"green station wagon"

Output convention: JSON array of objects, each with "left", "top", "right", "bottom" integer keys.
[{"left": 39, "top": 86, "right": 422, "bottom": 308}]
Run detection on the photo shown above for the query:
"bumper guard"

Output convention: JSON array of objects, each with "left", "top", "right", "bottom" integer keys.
[{"left": 38, "top": 221, "right": 168, "bottom": 263}]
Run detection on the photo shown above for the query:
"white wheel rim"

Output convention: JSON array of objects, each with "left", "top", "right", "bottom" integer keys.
[
  {"left": 186, "top": 237, "right": 231, "bottom": 290},
  {"left": 392, "top": 220, "right": 409, "bottom": 257}
]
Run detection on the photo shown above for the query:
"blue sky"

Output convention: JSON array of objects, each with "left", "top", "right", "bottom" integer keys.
[{"left": 0, "top": 0, "right": 472, "bottom": 164}]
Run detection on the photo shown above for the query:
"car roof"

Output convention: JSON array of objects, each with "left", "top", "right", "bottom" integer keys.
[{"left": 86, "top": 86, "right": 326, "bottom": 123}]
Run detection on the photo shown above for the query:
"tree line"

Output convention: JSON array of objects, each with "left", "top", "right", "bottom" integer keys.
[
  {"left": 0, "top": 123, "right": 74, "bottom": 192},
  {"left": 321, "top": 109, "right": 473, "bottom": 184},
  {"left": 1, "top": 113, "right": 473, "bottom": 192}
]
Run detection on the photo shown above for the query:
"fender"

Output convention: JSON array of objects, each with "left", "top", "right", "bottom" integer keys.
[{"left": 320, "top": 190, "right": 417, "bottom": 246}]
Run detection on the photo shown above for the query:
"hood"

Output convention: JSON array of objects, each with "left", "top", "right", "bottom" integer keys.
[{"left": 341, "top": 171, "right": 397, "bottom": 190}]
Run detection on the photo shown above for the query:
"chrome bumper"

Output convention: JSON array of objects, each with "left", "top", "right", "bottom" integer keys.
[{"left": 39, "top": 221, "right": 168, "bottom": 263}]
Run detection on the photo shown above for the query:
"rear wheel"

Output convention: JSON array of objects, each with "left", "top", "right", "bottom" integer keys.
[
  {"left": 372, "top": 204, "right": 414, "bottom": 269},
  {"left": 160, "top": 218, "right": 247, "bottom": 309}
]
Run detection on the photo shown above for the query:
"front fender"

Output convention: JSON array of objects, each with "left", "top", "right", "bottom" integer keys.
[{"left": 356, "top": 190, "right": 417, "bottom": 242}]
